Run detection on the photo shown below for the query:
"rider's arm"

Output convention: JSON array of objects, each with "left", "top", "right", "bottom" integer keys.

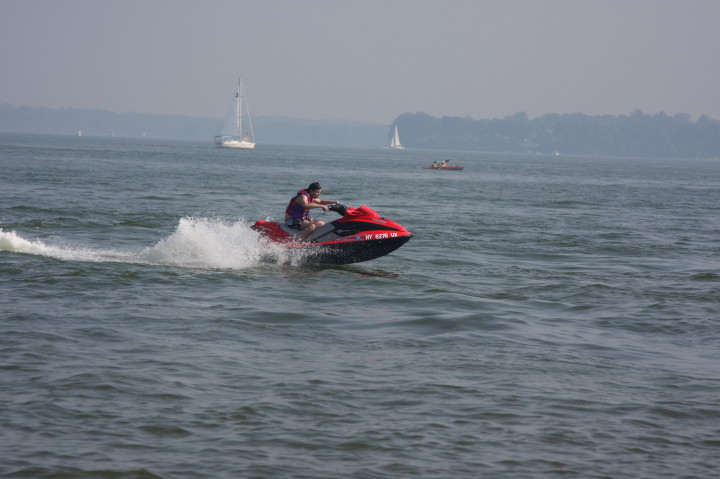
[{"left": 297, "top": 194, "right": 328, "bottom": 210}]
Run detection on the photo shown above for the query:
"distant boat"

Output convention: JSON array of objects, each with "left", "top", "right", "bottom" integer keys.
[
  {"left": 389, "top": 125, "right": 404, "bottom": 149},
  {"left": 423, "top": 165, "right": 464, "bottom": 170},
  {"left": 215, "top": 77, "right": 256, "bottom": 149},
  {"left": 423, "top": 160, "right": 463, "bottom": 170},
  {"left": 76, "top": 130, "right": 82, "bottom": 137}
]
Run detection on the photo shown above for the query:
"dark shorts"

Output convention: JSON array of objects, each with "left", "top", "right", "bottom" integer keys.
[{"left": 285, "top": 218, "right": 303, "bottom": 229}]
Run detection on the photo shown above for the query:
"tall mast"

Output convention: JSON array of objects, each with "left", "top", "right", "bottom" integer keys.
[{"left": 236, "top": 78, "right": 243, "bottom": 137}]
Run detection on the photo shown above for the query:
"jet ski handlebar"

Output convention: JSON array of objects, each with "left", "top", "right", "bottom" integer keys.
[{"left": 328, "top": 203, "right": 348, "bottom": 215}]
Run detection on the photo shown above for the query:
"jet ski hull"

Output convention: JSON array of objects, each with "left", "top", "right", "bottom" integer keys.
[
  {"left": 252, "top": 204, "right": 413, "bottom": 265},
  {"left": 289, "top": 235, "right": 412, "bottom": 265}
]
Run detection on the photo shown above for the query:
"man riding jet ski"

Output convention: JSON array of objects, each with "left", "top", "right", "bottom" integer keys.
[
  {"left": 282, "top": 182, "right": 339, "bottom": 241},
  {"left": 252, "top": 183, "right": 412, "bottom": 264}
]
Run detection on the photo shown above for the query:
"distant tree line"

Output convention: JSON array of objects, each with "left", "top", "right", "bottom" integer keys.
[{"left": 392, "top": 111, "right": 720, "bottom": 158}]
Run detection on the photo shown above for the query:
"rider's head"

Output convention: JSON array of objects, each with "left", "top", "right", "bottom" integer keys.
[{"left": 307, "top": 182, "right": 321, "bottom": 193}]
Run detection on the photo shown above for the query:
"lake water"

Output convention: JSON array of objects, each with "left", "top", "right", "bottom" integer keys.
[{"left": 2, "top": 133, "right": 719, "bottom": 478}]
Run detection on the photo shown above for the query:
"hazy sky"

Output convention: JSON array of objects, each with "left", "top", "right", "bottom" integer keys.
[{"left": 2, "top": 0, "right": 719, "bottom": 123}]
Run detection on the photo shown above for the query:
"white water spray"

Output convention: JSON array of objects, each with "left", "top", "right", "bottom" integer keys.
[{"left": 1, "top": 217, "right": 308, "bottom": 270}]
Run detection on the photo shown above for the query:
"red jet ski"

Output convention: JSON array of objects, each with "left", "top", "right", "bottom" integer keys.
[{"left": 252, "top": 204, "right": 413, "bottom": 265}]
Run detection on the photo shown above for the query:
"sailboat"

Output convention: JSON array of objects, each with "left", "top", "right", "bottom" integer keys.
[
  {"left": 389, "top": 125, "right": 404, "bottom": 149},
  {"left": 215, "top": 77, "right": 256, "bottom": 149}
]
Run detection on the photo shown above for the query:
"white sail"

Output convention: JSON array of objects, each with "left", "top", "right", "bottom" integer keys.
[
  {"left": 215, "top": 77, "right": 256, "bottom": 149},
  {"left": 220, "top": 91, "right": 241, "bottom": 137},
  {"left": 390, "top": 125, "right": 404, "bottom": 149}
]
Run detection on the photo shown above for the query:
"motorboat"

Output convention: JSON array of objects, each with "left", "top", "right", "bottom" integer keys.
[{"left": 423, "top": 163, "right": 463, "bottom": 170}]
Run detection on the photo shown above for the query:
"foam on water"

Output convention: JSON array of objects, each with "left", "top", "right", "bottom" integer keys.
[
  {"left": 0, "top": 217, "right": 306, "bottom": 270},
  {"left": 0, "top": 229, "right": 49, "bottom": 255},
  {"left": 0, "top": 228, "right": 133, "bottom": 263},
  {"left": 140, "top": 216, "right": 307, "bottom": 268}
]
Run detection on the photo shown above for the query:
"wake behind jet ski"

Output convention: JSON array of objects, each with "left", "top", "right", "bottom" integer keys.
[{"left": 252, "top": 203, "right": 413, "bottom": 265}]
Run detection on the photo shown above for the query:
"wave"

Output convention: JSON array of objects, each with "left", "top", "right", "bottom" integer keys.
[{"left": 0, "top": 217, "right": 306, "bottom": 270}]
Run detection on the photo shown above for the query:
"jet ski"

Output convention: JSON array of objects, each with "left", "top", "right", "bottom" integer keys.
[{"left": 252, "top": 204, "right": 413, "bottom": 265}]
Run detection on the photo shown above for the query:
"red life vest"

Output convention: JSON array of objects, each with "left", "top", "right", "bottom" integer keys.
[{"left": 285, "top": 190, "right": 312, "bottom": 220}]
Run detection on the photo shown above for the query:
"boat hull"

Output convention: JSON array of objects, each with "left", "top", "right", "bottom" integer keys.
[
  {"left": 423, "top": 166, "right": 463, "bottom": 170},
  {"left": 215, "top": 138, "right": 256, "bottom": 149}
]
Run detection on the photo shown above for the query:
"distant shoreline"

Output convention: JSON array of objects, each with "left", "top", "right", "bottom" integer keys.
[{"left": 2, "top": 103, "right": 719, "bottom": 157}]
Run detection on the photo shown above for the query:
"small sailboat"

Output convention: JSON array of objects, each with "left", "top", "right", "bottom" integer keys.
[
  {"left": 389, "top": 125, "right": 405, "bottom": 149},
  {"left": 215, "top": 77, "right": 256, "bottom": 149}
]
